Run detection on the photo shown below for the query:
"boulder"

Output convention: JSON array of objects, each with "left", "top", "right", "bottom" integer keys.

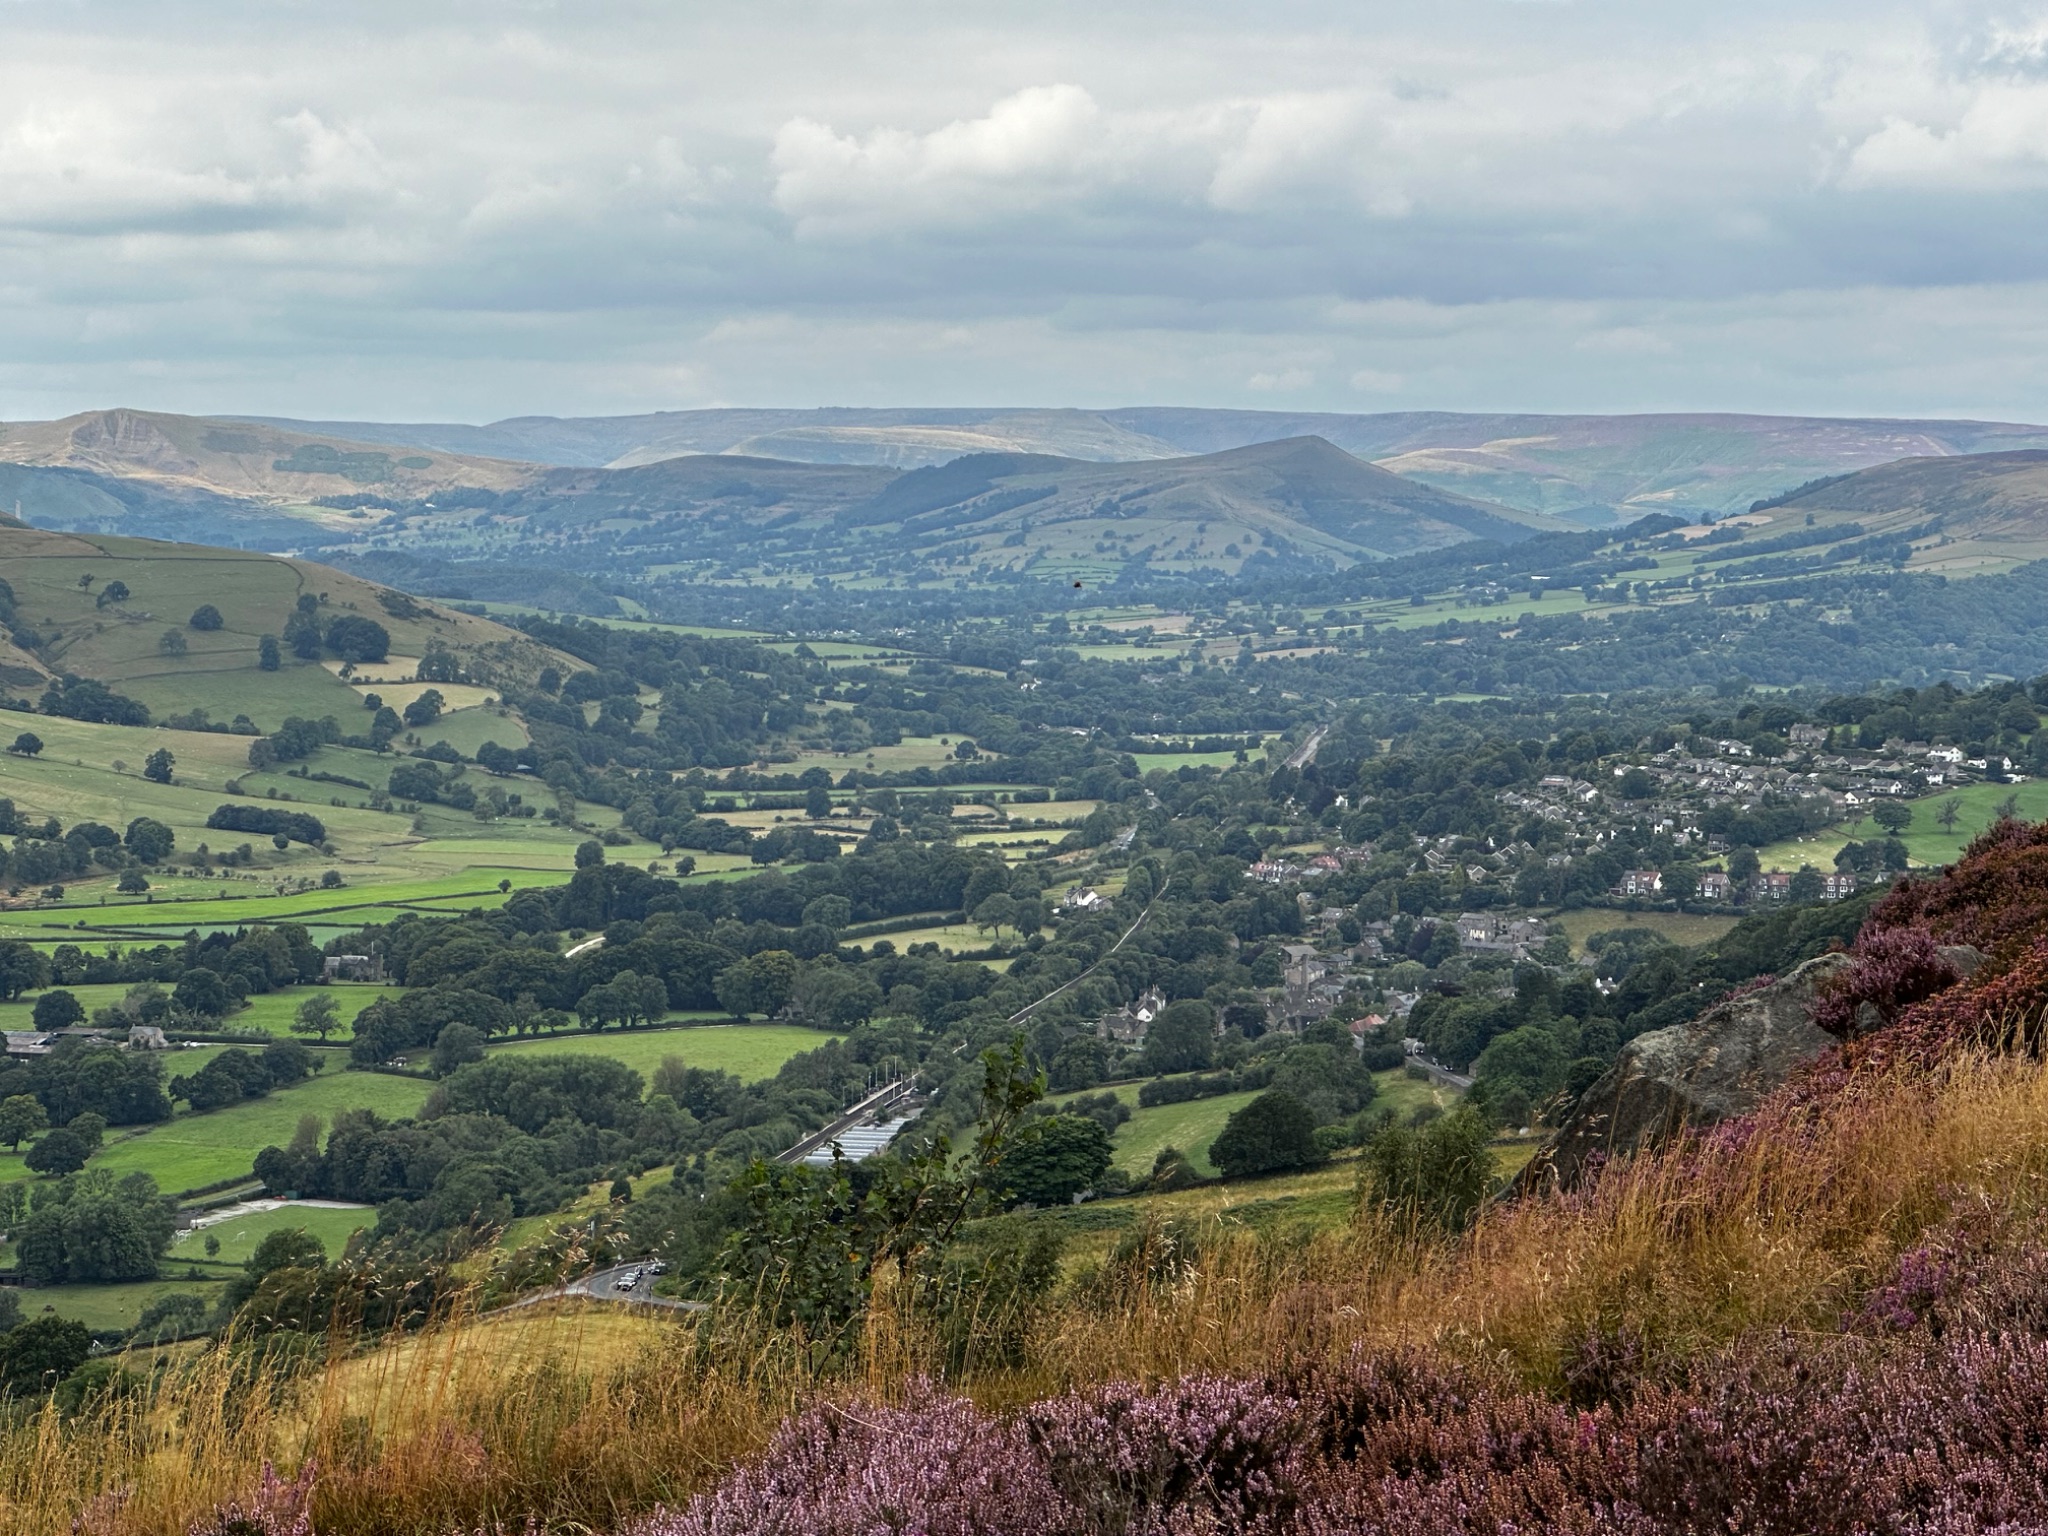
[{"left": 1518, "top": 953, "right": 1853, "bottom": 1194}]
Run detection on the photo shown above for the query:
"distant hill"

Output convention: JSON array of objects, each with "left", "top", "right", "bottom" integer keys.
[
  {"left": 1766, "top": 450, "right": 2048, "bottom": 576},
  {"left": 360, "top": 435, "right": 1563, "bottom": 584},
  {"left": 239, "top": 406, "right": 2048, "bottom": 522},
  {"left": 0, "top": 408, "right": 536, "bottom": 495}
]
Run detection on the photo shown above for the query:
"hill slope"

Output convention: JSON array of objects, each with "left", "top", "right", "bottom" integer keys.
[
  {"left": 0, "top": 523, "right": 568, "bottom": 730},
  {"left": 242, "top": 406, "right": 2048, "bottom": 521},
  {"left": 335, "top": 435, "right": 1564, "bottom": 585},
  {"left": 1768, "top": 449, "right": 2048, "bottom": 575}
]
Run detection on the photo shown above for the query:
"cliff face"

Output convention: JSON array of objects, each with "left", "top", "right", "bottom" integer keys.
[{"left": 1520, "top": 955, "right": 1853, "bottom": 1193}]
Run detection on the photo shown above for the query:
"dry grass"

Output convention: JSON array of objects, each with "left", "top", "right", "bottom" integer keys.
[{"left": 17, "top": 1049, "right": 2048, "bottom": 1536}]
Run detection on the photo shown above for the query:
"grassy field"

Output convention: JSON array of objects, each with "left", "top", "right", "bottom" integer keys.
[
  {"left": 488, "top": 1022, "right": 838, "bottom": 1082},
  {"left": 9, "top": 1276, "right": 227, "bottom": 1332},
  {"left": 85, "top": 1070, "right": 435, "bottom": 1195},
  {"left": 167, "top": 1202, "right": 375, "bottom": 1265},
  {"left": 884, "top": 921, "right": 1005, "bottom": 955},
  {"left": 1553, "top": 908, "right": 1743, "bottom": 957},
  {"left": 0, "top": 982, "right": 401, "bottom": 1038},
  {"left": 1759, "top": 779, "right": 2048, "bottom": 873}
]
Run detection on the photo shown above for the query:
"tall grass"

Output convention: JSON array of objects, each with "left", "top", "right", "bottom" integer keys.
[{"left": 16, "top": 1048, "right": 2048, "bottom": 1536}]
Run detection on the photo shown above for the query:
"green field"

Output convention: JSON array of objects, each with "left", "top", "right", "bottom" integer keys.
[
  {"left": 1553, "top": 908, "right": 1742, "bottom": 957},
  {"left": 1759, "top": 779, "right": 2048, "bottom": 873},
  {"left": 488, "top": 1022, "right": 838, "bottom": 1083},
  {"left": 168, "top": 1202, "right": 375, "bottom": 1265},
  {"left": 10, "top": 1276, "right": 227, "bottom": 1332},
  {"left": 86, "top": 1070, "right": 435, "bottom": 1195},
  {"left": 0, "top": 981, "right": 401, "bottom": 1040}
]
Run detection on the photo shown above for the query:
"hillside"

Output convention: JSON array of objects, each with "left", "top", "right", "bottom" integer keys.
[
  {"left": 0, "top": 523, "right": 568, "bottom": 731},
  {"left": 1768, "top": 449, "right": 2048, "bottom": 575},
  {"left": 322, "top": 435, "right": 1560, "bottom": 589},
  {"left": 246, "top": 405, "right": 2048, "bottom": 520},
  {"left": 0, "top": 410, "right": 540, "bottom": 545}
]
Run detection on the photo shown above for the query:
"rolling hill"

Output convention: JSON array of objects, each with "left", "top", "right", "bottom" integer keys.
[
  {"left": 322, "top": 435, "right": 1565, "bottom": 587},
  {"left": 0, "top": 522, "right": 570, "bottom": 732},
  {"left": 240, "top": 406, "right": 2048, "bottom": 522},
  {"left": 1765, "top": 449, "right": 2048, "bottom": 576}
]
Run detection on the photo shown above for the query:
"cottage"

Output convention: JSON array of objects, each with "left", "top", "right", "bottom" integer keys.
[
  {"left": 1096, "top": 985, "right": 1167, "bottom": 1046},
  {"left": 1616, "top": 869, "right": 1663, "bottom": 897},
  {"left": 323, "top": 954, "right": 385, "bottom": 982},
  {"left": 1060, "top": 887, "right": 1106, "bottom": 913},
  {"left": 1697, "top": 871, "right": 1732, "bottom": 902}
]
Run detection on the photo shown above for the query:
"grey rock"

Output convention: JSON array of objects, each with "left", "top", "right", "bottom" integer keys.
[{"left": 1518, "top": 953, "right": 1853, "bottom": 1194}]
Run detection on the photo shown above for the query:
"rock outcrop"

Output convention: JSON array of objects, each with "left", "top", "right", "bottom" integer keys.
[{"left": 1518, "top": 954, "right": 1854, "bottom": 1194}]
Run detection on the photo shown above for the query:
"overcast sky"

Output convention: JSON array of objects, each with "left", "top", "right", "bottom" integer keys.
[{"left": 3, "top": 0, "right": 2048, "bottom": 423}]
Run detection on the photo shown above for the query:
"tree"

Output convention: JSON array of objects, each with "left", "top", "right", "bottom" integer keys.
[
  {"left": 188, "top": 604, "right": 224, "bottom": 631},
  {"left": 157, "top": 629, "right": 188, "bottom": 657},
  {"left": 432, "top": 1021, "right": 487, "bottom": 1077},
  {"left": 402, "top": 688, "right": 445, "bottom": 727},
  {"left": 0, "top": 942, "right": 51, "bottom": 1000},
  {"left": 0, "top": 1317, "right": 91, "bottom": 1397},
  {"left": 1360, "top": 1107, "right": 1497, "bottom": 1232},
  {"left": 292, "top": 993, "right": 341, "bottom": 1043},
  {"left": 973, "top": 892, "right": 1019, "bottom": 938},
  {"left": 142, "top": 747, "right": 175, "bottom": 785},
  {"left": 1726, "top": 846, "right": 1762, "bottom": 886},
  {"left": 116, "top": 870, "right": 150, "bottom": 894},
  {"left": 172, "top": 967, "right": 229, "bottom": 1019},
  {"left": 1938, "top": 798, "right": 1963, "bottom": 833},
  {"left": 1141, "top": 999, "right": 1216, "bottom": 1075},
  {"left": 0, "top": 1095, "right": 48, "bottom": 1151},
  {"left": 1871, "top": 801, "right": 1913, "bottom": 835},
  {"left": 124, "top": 816, "right": 175, "bottom": 863},
  {"left": 325, "top": 616, "right": 390, "bottom": 663},
  {"left": 1788, "top": 865, "right": 1826, "bottom": 903},
  {"left": 806, "top": 785, "right": 833, "bottom": 819},
  {"left": 258, "top": 634, "right": 282, "bottom": 671},
  {"left": 7, "top": 732, "right": 41, "bottom": 757},
  {"left": 1210, "top": 1089, "right": 1323, "bottom": 1179},
  {"left": 714, "top": 950, "right": 799, "bottom": 1018},
  {"left": 31, "top": 990, "right": 83, "bottom": 1031},
  {"left": 1000, "top": 1115, "right": 1112, "bottom": 1207},
  {"left": 575, "top": 839, "right": 605, "bottom": 869},
  {"left": 25, "top": 1128, "right": 89, "bottom": 1176},
  {"left": 94, "top": 580, "right": 130, "bottom": 609}
]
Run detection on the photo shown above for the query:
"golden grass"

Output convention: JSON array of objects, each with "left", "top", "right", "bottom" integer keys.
[{"left": 17, "top": 1050, "right": 2048, "bottom": 1536}]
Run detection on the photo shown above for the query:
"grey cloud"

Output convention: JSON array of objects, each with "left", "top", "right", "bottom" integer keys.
[{"left": 0, "top": 1, "right": 2042, "bottom": 419}]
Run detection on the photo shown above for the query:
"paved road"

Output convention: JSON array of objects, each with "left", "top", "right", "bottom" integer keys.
[
  {"left": 1414, "top": 1057, "right": 1475, "bottom": 1091},
  {"left": 498, "top": 1262, "right": 706, "bottom": 1315}
]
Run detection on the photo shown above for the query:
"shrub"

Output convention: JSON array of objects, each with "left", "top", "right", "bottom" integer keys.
[{"left": 1210, "top": 1089, "right": 1322, "bottom": 1179}]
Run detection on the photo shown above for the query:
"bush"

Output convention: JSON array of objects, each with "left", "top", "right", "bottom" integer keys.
[
  {"left": 1359, "top": 1106, "right": 1496, "bottom": 1232},
  {"left": 188, "top": 604, "right": 224, "bottom": 631},
  {"left": 1210, "top": 1089, "right": 1323, "bottom": 1179}
]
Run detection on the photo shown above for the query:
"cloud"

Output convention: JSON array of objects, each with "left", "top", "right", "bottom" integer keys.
[{"left": 0, "top": 2, "right": 2039, "bottom": 421}]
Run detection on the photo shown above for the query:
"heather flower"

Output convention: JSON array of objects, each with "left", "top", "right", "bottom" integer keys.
[
  {"left": 186, "top": 1462, "right": 315, "bottom": 1536},
  {"left": 1812, "top": 925, "right": 1960, "bottom": 1039},
  {"left": 627, "top": 1381, "right": 1072, "bottom": 1536}
]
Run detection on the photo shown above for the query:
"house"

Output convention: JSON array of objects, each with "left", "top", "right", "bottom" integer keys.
[
  {"left": 1697, "top": 871, "right": 1732, "bottom": 902},
  {"left": 1822, "top": 871, "right": 1861, "bottom": 900},
  {"left": 1060, "top": 887, "right": 1106, "bottom": 913},
  {"left": 1755, "top": 871, "right": 1794, "bottom": 902},
  {"left": 1616, "top": 869, "right": 1662, "bottom": 897},
  {"left": 1789, "top": 724, "right": 1829, "bottom": 748},
  {"left": 1928, "top": 745, "right": 1965, "bottom": 766},
  {"left": 323, "top": 954, "right": 385, "bottom": 982},
  {"left": 127, "top": 1025, "right": 170, "bottom": 1050},
  {"left": 1096, "top": 985, "right": 1167, "bottom": 1046},
  {"left": 1247, "top": 860, "right": 1304, "bottom": 884}
]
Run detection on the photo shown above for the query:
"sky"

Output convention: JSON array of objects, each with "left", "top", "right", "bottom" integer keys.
[{"left": 3, "top": 0, "right": 2048, "bottom": 423}]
